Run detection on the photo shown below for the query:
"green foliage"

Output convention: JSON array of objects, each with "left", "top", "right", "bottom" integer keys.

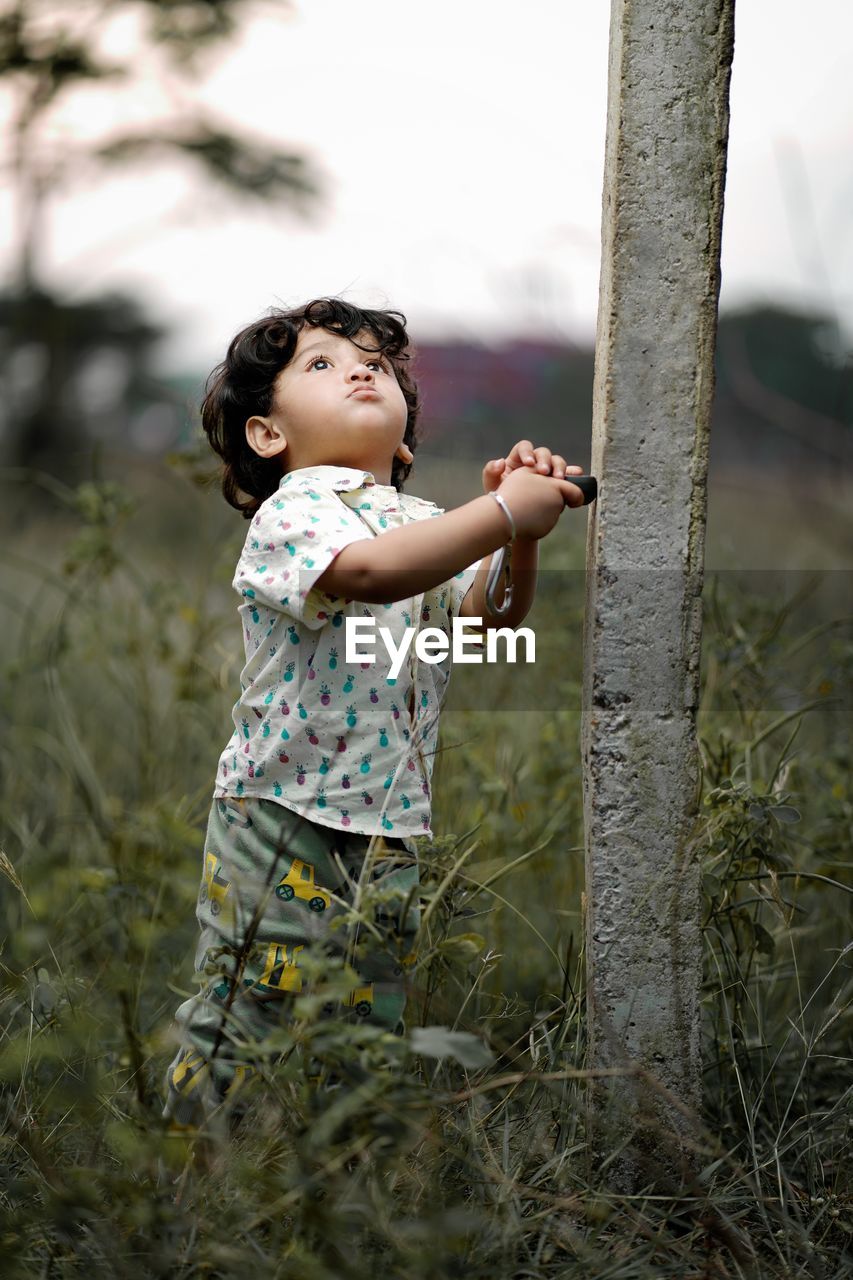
[
  {"left": 0, "top": 462, "right": 850, "bottom": 1277},
  {"left": 695, "top": 570, "right": 852, "bottom": 1258}
]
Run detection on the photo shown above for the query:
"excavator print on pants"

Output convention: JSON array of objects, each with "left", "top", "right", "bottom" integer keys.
[
  {"left": 255, "top": 943, "right": 374, "bottom": 1016},
  {"left": 211, "top": 942, "right": 305, "bottom": 1001},
  {"left": 211, "top": 940, "right": 374, "bottom": 1017}
]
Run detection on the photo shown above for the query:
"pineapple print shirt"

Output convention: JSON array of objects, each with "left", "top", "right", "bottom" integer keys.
[{"left": 213, "top": 465, "right": 483, "bottom": 837}]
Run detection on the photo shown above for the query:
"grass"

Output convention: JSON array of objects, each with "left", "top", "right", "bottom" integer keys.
[{"left": 0, "top": 454, "right": 850, "bottom": 1277}]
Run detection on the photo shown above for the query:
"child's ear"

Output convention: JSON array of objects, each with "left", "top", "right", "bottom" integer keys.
[
  {"left": 246, "top": 414, "right": 287, "bottom": 459},
  {"left": 396, "top": 441, "right": 414, "bottom": 464}
]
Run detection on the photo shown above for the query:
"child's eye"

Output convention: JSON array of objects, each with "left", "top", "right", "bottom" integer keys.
[{"left": 307, "top": 354, "right": 390, "bottom": 372}]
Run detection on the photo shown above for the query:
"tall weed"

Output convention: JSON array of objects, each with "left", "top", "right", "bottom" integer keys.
[{"left": 0, "top": 465, "right": 850, "bottom": 1277}]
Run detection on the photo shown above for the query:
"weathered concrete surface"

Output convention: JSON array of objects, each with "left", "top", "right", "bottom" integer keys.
[{"left": 581, "top": 0, "right": 735, "bottom": 1185}]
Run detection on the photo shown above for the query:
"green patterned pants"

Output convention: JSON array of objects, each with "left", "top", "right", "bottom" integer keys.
[{"left": 162, "top": 797, "right": 420, "bottom": 1127}]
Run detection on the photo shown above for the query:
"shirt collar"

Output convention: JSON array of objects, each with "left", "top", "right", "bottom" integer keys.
[{"left": 279, "top": 465, "right": 398, "bottom": 494}]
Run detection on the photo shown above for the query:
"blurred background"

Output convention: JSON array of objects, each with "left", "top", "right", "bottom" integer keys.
[{"left": 0, "top": 0, "right": 850, "bottom": 569}]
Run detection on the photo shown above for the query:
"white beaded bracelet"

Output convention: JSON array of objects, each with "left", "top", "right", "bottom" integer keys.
[{"left": 489, "top": 491, "right": 516, "bottom": 542}]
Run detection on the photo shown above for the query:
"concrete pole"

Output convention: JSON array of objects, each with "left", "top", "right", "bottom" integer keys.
[{"left": 581, "top": 0, "right": 735, "bottom": 1185}]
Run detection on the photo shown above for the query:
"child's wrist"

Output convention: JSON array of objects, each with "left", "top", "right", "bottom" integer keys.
[{"left": 488, "top": 491, "right": 516, "bottom": 541}]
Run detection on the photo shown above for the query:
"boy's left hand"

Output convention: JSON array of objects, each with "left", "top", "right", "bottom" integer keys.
[{"left": 482, "top": 440, "right": 586, "bottom": 508}]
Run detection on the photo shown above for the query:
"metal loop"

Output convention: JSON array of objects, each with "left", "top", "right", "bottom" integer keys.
[{"left": 484, "top": 544, "right": 513, "bottom": 617}]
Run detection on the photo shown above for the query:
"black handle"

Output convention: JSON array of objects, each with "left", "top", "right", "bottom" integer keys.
[{"left": 566, "top": 474, "right": 597, "bottom": 505}]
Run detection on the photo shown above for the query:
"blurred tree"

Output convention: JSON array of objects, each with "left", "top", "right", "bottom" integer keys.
[
  {"left": 0, "top": 0, "right": 320, "bottom": 469},
  {"left": 713, "top": 306, "right": 852, "bottom": 470},
  {"left": 1, "top": 0, "right": 318, "bottom": 291},
  {"left": 0, "top": 288, "right": 181, "bottom": 470}
]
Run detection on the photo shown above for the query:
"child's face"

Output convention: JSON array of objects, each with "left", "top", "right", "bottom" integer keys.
[{"left": 247, "top": 327, "right": 410, "bottom": 482}]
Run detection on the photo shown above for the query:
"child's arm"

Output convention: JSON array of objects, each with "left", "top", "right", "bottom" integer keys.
[{"left": 314, "top": 465, "right": 585, "bottom": 605}]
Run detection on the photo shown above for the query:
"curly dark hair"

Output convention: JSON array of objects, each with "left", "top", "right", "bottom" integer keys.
[{"left": 200, "top": 297, "right": 422, "bottom": 518}]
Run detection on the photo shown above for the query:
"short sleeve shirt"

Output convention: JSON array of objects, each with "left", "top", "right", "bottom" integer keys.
[{"left": 213, "top": 465, "right": 482, "bottom": 838}]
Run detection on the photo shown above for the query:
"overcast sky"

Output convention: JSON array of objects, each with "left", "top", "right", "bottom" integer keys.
[{"left": 3, "top": 0, "right": 852, "bottom": 372}]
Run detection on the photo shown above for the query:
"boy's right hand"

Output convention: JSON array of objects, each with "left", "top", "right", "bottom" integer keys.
[{"left": 496, "top": 464, "right": 587, "bottom": 542}]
